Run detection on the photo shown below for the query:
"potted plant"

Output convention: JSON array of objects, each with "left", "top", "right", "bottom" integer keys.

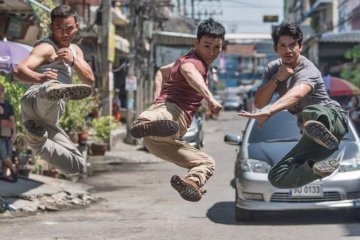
[
  {"left": 60, "top": 98, "right": 92, "bottom": 143},
  {"left": 90, "top": 115, "right": 117, "bottom": 155},
  {"left": 59, "top": 76, "right": 93, "bottom": 143}
]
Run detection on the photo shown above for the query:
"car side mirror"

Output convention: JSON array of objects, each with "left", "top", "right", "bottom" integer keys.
[{"left": 224, "top": 134, "right": 242, "bottom": 146}]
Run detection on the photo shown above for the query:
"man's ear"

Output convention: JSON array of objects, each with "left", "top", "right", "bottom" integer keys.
[
  {"left": 195, "top": 39, "right": 199, "bottom": 48},
  {"left": 273, "top": 45, "right": 277, "bottom": 53},
  {"left": 48, "top": 23, "right": 53, "bottom": 33},
  {"left": 299, "top": 42, "right": 303, "bottom": 52}
]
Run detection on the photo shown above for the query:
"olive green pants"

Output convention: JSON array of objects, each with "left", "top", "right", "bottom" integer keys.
[{"left": 268, "top": 105, "right": 348, "bottom": 189}]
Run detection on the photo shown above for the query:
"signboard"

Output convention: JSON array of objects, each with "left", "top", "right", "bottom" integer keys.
[
  {"left": 108, "top": 23, "right": 115, "bottom": 62},
  {"left": 125, "top": 76, "right": 137, "bottom": 91},
  {"left": 263, "top": 15, "right": 279, "bottom": 23}
]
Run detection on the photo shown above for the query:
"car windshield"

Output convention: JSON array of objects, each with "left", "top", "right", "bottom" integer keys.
[
  {"left": 226, "top": 97, "right": 240, "bottom": 102},
  {"left": 248, "top": 111, "right": 355, "bottom": 143}
]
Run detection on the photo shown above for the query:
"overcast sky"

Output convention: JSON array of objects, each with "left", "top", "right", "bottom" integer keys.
[{"left": 172, "top": 0, "right": 284, "bottom": 34}]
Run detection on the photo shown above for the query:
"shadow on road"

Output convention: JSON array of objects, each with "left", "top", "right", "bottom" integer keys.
[
  {"left": 0, "top": 177, "right": 43, "bottom": 204},
  {"left": 207, "top": 201, "right": 360, "bottom": 228}
]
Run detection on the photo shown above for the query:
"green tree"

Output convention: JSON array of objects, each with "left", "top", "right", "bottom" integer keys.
[
  {"left": 0, "top": 75, "right": 26, "bottom": 133},
  {"left": 29, "top": 0, "right": 55, "bottom": 37},
  {"left": 340, "top": 44, "right": 360, "bottom": 88}
]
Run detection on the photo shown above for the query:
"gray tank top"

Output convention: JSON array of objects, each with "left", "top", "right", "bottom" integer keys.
[{"left": 34, "top": 37, "right": 77, "bottom": 84}]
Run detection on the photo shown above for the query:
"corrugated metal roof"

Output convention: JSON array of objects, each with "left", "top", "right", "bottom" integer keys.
[
  {"left": 320, "top": 31, "right": 360, "bottom": 43},
  {"left": 153, "top": 31, "right": 196, "bottom": 46}
]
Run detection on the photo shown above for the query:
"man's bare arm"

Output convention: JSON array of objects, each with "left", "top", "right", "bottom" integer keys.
[
  {"left": 180, "top": 62, "right": 222, "bottom": 114},
  {"left": 239, "top": 83, "right": 312, "bottom": 127},
  {"left": 71, "top": 45, "right": 94, "bottom": 85},
  {"left": 153, "top": 63, "right": 174, "bottom": 100},
  {"left": 254, "top": 80, "right": 278, "bottom": 109},
  {"left": 255, "top": 64, "right": 295, "bottom": 109},
  {"left": 13, "top": 44, "right": 58, "bottom": 84},
  {"left": 267, "top": 83, "right": 312, "bottom": 115}
]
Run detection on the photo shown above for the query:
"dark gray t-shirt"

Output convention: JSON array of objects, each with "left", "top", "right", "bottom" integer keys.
[{"left": 262, "top": 55, "right": 343, "bottom": 115}]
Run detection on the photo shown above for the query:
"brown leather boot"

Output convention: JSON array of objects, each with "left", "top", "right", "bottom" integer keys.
[
  {"left": 312, "top": 158, "right": 340, "bottom": 178},
  {"left": 130, "top": 120, "right": 179, "bottom": 138},
  {"left": 170, "top": 175, "right": 204, "bottom": 202},
  {"left": 303, "top": 120, "right": 339, "bottom": 150}
]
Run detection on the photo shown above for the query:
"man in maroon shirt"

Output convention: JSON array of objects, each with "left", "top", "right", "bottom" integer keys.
[{"left": 131, "top": 18, "right": 225, "bottom": 202}]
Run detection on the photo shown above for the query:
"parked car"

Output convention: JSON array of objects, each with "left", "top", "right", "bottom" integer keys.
[
  {"left": 213, "top": 94, "right": 223, "bottom": 105},
  {"left": 224, "top": 110, "right": 360, "bottom": 221},
  {"left": 182, "top": 113, "right": 204, "bottom": 149},
  {"left": 223, "top": 96, "right": 243, "bottom": 111}
]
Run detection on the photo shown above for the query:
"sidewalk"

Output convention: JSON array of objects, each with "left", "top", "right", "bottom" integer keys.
[
  {"left": 0, "top": 128, "right": 161, "bottom": 217},
  {"left": 89, "top": 127, "right": 162, "bottom": 172}
]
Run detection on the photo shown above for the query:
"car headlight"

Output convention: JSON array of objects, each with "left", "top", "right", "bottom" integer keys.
[
  {"left": 240, "top": 159, "right": 271, "bottom": 173},
  {"left": 338, "top": 157, "right": 360, "bottom": 172}
]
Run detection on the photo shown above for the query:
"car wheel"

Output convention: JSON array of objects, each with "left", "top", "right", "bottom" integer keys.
[
  {"left": 199, "top": 130, "right": 204, "bottom": 148},
  {"left": 235, "top": 191, "right": 254, "bottom": 222},
  {"left": 352, "top": 208, "right": 360, "bottom": 220},
  {"left": 235, "top": 206, "right": 254, "bottom": 222}
]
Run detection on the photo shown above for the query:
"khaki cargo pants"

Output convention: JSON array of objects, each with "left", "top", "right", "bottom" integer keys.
[
  {"left": 133, "top": 102, "right": 215, "bottom": 187},
  {"left": 21, "top": 81, "right": 85, "bottom": 174},
  {"left": 268, "top": 104, "right": 348, "bottom": 189}
]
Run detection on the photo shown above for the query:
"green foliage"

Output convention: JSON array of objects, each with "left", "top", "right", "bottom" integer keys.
[
  {"left": 60, "top": 98, "right": 93, "bottom": 133},
  {"left": 60, "top": 75, "right": 93, "bottom": 133},
  {"left": 0, "top": 75, "right": 26, "bottom": 133},
  {"left": 216, "top": 81, "right": 226, "bottom": 91},
  {"left": 29, "top": 0, "right": 55, "bottom": 37},
  {"left": 91, "top": 116, "right": 118, "bottom": 142},
  {"left": 340, "top": 44, "right": 360, "bottom": 88}
]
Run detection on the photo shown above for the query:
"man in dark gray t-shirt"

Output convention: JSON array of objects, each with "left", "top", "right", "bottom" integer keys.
[{"left": 239, "top": 22, "right": 348, "bottom": 189}]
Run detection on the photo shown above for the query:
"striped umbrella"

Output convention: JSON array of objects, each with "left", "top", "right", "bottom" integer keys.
[{"left": 323, "top": 75, "right": 360, "bottom": 96}]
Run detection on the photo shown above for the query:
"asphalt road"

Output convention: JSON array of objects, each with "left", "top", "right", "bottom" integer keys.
[{"left": 0, "top": 111, "right": 360, "bottom": 240}]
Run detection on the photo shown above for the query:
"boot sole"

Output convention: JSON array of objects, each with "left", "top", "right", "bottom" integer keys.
[
  {"left": 130, "top": 120, "right": 179, "bottom": 138},
  {"left": 303, "top": 120, "right": 338, "bottom": 150},
  {"left": 313, "top": 158, "right": 339, "bottom": 178},
  {"left": 46, "top": 84, "right": 92, "bottom": 101},
  {"left": 170, "top": 175, "right": 202, "bottom": 202}
]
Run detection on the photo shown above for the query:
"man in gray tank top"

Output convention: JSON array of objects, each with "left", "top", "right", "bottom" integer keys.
[
  {"left": 14, "top": 5, "right": 94, "bottom": 174},
  {"left": 238, "top": 23, "right": 348, "bottom": 188}
]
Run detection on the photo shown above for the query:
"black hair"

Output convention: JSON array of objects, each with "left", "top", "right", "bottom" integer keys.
[
  {"left": 51, "top": 5, "right": 78, "bottom": 24},
  {"left": 271, "top": 22, "right": 303, "bottom": 47},
  {"left": 197, "top": 18, "right": 225, "bottom": 40}
]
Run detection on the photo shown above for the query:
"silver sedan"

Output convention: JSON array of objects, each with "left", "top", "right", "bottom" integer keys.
[{"left": 225, "top": 111, "right": 360, "bottom": 221}]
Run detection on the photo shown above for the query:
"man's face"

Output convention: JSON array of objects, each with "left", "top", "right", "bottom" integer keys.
[
  {"left": 274, "top": 35, "right": 303, "bottom": 66},
  {"left": 195, "top": 36, "right": 223, "bottom": 65},
  {"left": 49, "top": 17, "right": 78, "bottom": 48}
]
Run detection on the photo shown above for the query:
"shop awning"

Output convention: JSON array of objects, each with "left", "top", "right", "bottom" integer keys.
[
  {"left": 320, "top": 31, "right": 360, "bottom": 43},
  {"left": 153, "top": 31, "right": 196, "bottom": 46}
]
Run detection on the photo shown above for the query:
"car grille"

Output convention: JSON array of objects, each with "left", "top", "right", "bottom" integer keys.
[{"left": 271, "top": 191, "right": 342, "bottom": 202}]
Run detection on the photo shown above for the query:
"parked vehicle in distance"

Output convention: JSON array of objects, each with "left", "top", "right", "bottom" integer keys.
[
  {"left": 213, "top": 94, "right": 223, "bottom": 105},
  {"left": 225, "top": 110, "right": 360, "bottom": 221},
  {"left": 223, "top": 96, "right": 243, "bottom": 111},
  {"left": 182, "top": 113, "right": 204, "bottom": 149}
]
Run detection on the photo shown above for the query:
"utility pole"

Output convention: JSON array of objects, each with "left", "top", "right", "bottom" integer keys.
[
  {"left": 191, "top": 0, "right": 194, "bottom": 19},
  {"left": 125, "top": 0, "right": 137, "bottom": 145}
]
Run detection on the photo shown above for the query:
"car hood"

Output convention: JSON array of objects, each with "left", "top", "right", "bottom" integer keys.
[{"left": 248, "top": 141, "right": 360, "bottom": 166}]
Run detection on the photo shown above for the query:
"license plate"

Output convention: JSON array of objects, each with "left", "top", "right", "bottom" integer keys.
[{"left": 290, "top": 184, "right": 323, "bottom": 197}]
